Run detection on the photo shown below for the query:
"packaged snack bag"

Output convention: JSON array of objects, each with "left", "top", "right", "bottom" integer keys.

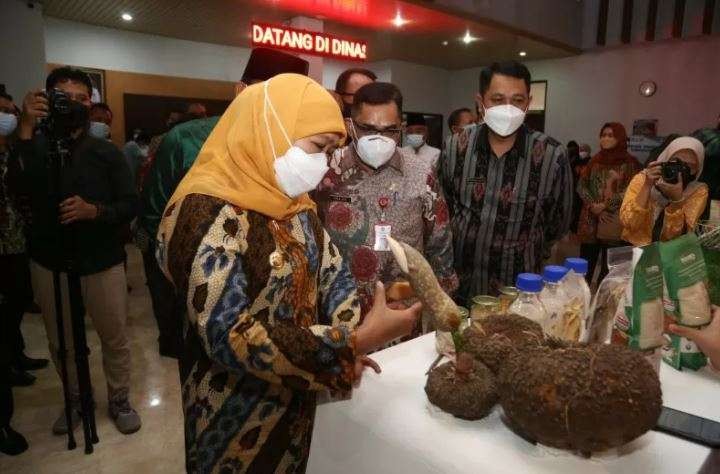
[
  {"left": 612, "top": 244, "right": 664, "bottom": 351},
  {"left": 587, "top": 246, "right": 633, "bottom": 344},
  {"left": 662, "top": 332, "right": 708, "bottom": 371},
  {"left": 659, "top": 234, "right": 712, "bottom": 327}
]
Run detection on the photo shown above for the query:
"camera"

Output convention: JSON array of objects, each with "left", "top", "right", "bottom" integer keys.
[
  {"left": 661, "top": 159, "right": 692, "bottom": 185},
  {"left": 39, "top": 89, "right": 89, "bottom": 138}
]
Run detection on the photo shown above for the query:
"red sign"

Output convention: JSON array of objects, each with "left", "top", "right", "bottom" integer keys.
[{"left": 251, "top": 22, "right": 367, "bottom": 61}]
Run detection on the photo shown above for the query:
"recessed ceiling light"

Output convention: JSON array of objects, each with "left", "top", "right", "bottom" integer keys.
[
  {"left": 442, "top": 40, "right": 449, "bottom": 46},
  {"left": 519, "top": 51, "right": 527, "bottom": 57},
  {"left": 462, "top": 31, "right": 478, "bottom": 44},
  {"left": 392, "top": 12, "right": 408, "bottom": 27},
  {"left": 121, "top": 12, "right": 133, "bottom": 21}
]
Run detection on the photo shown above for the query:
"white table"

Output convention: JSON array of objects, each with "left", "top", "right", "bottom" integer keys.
[{"left": 308, "top": 334, "right": 720, "bottom": 474}]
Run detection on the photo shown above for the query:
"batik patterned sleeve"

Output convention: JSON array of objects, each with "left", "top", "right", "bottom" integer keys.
[
  {"left": 423, "top": 171, "right": 459, "bottom": 295},
  {"left": 161, "top": 196, "right": 357, "bottom": 393},
  {"left": 316, "top": 227, "right": 361, "bottom": 329},
  {"left": 607, "top": 160, "right": 641, "bottom": 212},
  {"left": 620, "top": 173, "right": 653, "bottom": 246},
  {"left": 439, "top": 132, "right": 460, "bottom": 218},
  {"left": 544, "top": 145, "right": 573, "bottom": 250}
]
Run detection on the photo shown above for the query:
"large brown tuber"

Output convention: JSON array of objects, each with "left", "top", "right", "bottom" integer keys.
[
  {"left": 463, "top": 313, "right": 545, "bottom": 373},
  {"left": 387, "top": 236, "right": 460, "bottom": 331},
  {"left": 497, "top": 343, "right": 662, "bottom": 454},
  {"left": 425, "top": 353, "right": 499, "bottom": 420}
]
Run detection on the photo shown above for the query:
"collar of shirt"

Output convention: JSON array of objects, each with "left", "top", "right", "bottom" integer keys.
[
  {"left": 476, "top": 123, "right": 528, "bottom": 159},
  {"left": 348, "top": 145, "right": 405, "bottom": 176}
]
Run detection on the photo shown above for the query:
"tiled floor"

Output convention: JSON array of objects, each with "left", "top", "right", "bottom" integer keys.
[{"left": 0, "top": 246, "right": 186, "bottom": 473}]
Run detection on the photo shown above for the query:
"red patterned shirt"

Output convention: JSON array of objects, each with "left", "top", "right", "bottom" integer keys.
[{"left": 313, "top": 146, "right": 458, "bottom": 328}]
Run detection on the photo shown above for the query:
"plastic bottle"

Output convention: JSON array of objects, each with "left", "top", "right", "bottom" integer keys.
[
  {"left": 540, "top": 265, "right": 570, "bottom": 338},
  {"left": 509, "top": 273, "right": 547, "bottom": 330},
  {"left": 563, "top": 257, "right": 593, "bottom": 342}
]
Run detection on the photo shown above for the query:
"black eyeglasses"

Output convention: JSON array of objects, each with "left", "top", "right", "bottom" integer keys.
[{"left": 353, "top": 121, "right": 402, "bottom": 139}]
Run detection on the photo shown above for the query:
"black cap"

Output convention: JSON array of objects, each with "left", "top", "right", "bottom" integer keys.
[
  {"left": 241, "top": 48, "right": 310, "bottom": 84},
  {"left": 406, "top": 113, "right": 426, "bottom": 127}
]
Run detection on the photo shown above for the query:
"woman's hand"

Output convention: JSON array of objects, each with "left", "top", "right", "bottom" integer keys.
[
  {"left": 669, "top": 306, "right": 720, "bottom": 370},
  {"left": 353, "top": 356, "right": 381, "bottom": 387},
  {"left": 590, "top": 202, "right": 607, "bottom": 215},
  {"left": 598, "top": 211, "right": 614, "bottom": 224},
  {"left": 643, "top": 161, "right": 663, "bottom": 187},
  {"left": 655, "top": 175, "right": 684, "bottom": 202},
  {"left": 355, "top": 281, "right": 422, "bottom": 355}
]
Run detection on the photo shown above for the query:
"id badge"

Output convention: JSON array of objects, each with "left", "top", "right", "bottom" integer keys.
[{"left": 373, "top": 223, "right": 392, "bottom": 251}]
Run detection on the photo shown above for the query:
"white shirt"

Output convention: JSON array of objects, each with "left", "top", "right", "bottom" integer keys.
[{"left": 401, "top": 143, "right": 441, "bottom": 169}]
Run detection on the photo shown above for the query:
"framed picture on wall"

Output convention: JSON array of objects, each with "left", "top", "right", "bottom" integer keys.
[
  {"left": 77, "top": 66, "right": 106, "bottom": 103},
  {"left": 526, "top": 80, "right": 547, "bottom": 132}
]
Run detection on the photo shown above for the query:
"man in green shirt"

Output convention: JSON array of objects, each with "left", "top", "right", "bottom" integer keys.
[{"left": 136, "top": 116, "right": 219, "bottom": 358}]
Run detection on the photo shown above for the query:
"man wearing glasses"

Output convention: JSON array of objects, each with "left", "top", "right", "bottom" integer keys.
[
  {"left": 314, "top": 82, "right": 457, "bottom": 336},
  {"left": 15, "top": 67, "right": 140, "bottom": 436}
]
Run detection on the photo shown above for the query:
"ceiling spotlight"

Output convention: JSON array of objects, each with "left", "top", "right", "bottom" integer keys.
[
  {"left": 392, "top": 12, "right": 408, "bottom": 27},
  {"left": 442, "top": 40, "right": 449, "bottom": 46},
  {"left": 462, "top": 31, "right": 478, "bottom": 44},
  {"left": 519, "top": 51, "right": 527, "bottom": 57},
  {"left": 121, "top": 12, "right": 133, "bottom": 21}
]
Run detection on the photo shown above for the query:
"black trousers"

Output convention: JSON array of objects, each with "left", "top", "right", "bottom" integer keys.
[
  {"left": 142, "top": 243, "right": 184, "bottom": 359},
  {"left": 0, "top": 253, "right": 33, "bottom": 427}
]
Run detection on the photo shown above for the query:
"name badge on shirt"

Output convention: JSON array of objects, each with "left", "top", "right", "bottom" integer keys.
[
  {"left": 329, "top": 194, "right": 352, "bottom": 203},
  {"left": 710, "top": 200, "right": 720, "bottom": 221},
  {"left": 374, "top": 224, "right": 392, "bottom": 251}
]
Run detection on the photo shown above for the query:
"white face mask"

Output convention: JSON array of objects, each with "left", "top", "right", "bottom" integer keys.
[
  {"left": 263, "top": 80, "right": 329, "bottom": 199},
  {"left": 482, "top": 104, "right": 526, "bottom": 137},
  {"left": 352, "top": 122, "right": 396, "bottom": 169},
  {"left": 88, "top": 121, "right": 110, "bottom": 139},
  {"left": 579, "top": 151, "right": 590, "bottom": 159},
  {"left": 405, "top": 133, "right": 424, "bottom": 149},
  {"left": 0, "top": 112, "right": 18, "bottom": 137}
]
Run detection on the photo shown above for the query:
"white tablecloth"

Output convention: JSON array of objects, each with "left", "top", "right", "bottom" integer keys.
[{"left": 308, "top": 334, "right": 719, "bottom": 474}]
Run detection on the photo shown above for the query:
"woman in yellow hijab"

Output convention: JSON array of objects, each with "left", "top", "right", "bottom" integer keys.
[{"left": 157, "top": 74, "right": 420, "bottom": 473}]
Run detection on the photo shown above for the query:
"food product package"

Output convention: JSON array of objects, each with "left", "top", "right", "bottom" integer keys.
[
  {"left": 659, "top": 233, "right": 712, "bottom": 327},
  {"left": 662, "top": 332, "right": 708, "bottom": 371},
  {"left": 612, "top": 244, "right": 665, "bottom": 351},
  {"left": 702, "top": 247, "right": 720, "bottom": 306},
  {"left": 586, "top": 246, "right": 633, "bottom": 344}
]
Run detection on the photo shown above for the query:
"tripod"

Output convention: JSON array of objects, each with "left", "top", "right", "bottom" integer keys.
[{"left": 47, "top": 134, "right": 99, "bottom": 454}]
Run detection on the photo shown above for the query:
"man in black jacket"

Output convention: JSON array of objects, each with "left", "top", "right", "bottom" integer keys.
[{"left": 16, "top": 67, "right": 140, "bottom": 435}]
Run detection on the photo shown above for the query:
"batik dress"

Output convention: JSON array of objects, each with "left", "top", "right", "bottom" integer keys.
[{"left": 157, "top": 193, "right": 360, "bottom": 474}]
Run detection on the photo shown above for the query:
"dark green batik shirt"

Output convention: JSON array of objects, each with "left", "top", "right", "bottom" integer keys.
[{"left": 138, "top": 116, "right": 220, "bottom": 242}]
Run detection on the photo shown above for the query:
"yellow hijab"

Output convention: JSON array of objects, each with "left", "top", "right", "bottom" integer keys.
[{"left": 167, "top": 73, "right": 346, "bottom": 220}]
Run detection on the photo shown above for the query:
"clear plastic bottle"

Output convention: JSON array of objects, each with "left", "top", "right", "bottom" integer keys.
[
  {"left": 540, "top": 265, "right": 570, "bottom": 338},
  {"left": 509, "top": 273, "right": 547, "bottom": 329},
  {"left": 563, "top": 257, "right": 593, "bottom": 342}
]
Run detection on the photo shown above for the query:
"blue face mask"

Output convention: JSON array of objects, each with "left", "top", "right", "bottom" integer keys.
[{"left": 88, "top": 121, "right": 110, "bottom": 139}]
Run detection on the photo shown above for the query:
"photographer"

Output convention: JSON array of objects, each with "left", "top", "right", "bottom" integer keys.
[
  {"left": 15, "top": 67, "right": 140, "bottom": 435},
  {"left": 620, "top": 136, "right": 709, "bottom": 246}
]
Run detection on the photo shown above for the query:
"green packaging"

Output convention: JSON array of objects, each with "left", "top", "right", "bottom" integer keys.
[
  {"left": 659, "top": 234, "right": 712, "bottom": 327},
  {"left": 662, "top": 332, "right": 708, "bottom": 371},
  {"left": 613, "top": 244, "right": 664, "bottom": 350}
]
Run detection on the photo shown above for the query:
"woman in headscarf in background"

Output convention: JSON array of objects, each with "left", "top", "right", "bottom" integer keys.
[
  {"left": 577, "top": 123, "right": 641, "bottom": 282},
  {"left": 157, "top": 74, "right": 420, "bottom": 473},
  {"left": 621, "top": 136, "right": 708, "bottom": 246}
]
